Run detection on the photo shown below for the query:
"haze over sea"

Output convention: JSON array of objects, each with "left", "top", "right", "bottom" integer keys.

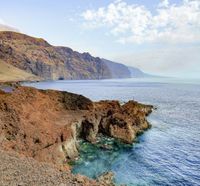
[{"left": 25, "top": 78, "right": 200, "bottom": 186}]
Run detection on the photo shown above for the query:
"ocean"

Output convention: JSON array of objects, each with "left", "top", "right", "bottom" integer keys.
[{"left": 24, "top": 78, "right": 200, "bottom": 186}]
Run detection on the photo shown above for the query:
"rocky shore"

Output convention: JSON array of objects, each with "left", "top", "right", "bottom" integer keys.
[
  {"left": 0, "top": 83, "right": 153, "bottom": 185},
  {"left": 0, "top": 149, "right": 113, "bottom": 186}
]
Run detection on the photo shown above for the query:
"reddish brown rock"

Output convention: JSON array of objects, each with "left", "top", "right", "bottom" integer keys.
[
  {"left": 97, "top": 172, "right": 115, "bottom": 186},
  {"left": 0, "top": 85, "right": 92, "bottom": 168},
  {"left": 0, "top": 31, "right": 112, "bottom": 80},
  {"left": 0, "top": 149, "right": 111, "bottom": 186},
  {"left": 82, "top": 100, "right": 153, "bottom": 144},
  {"left": 0, "top": 85, "right": 153, "bottom": 167}
]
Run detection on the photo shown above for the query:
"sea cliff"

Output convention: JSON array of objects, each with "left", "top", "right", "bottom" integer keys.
[{"left": 0, "top": 31, "right": 150, "bottom": 82}]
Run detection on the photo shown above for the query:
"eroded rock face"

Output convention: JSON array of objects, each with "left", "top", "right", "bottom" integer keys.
[
  {"left": 0, "top": 86, "right": 92, "bottom": 169},
  {"left": 0, "top": 31, "right": 112, "bottom": 80},
  {"left": 82, "top": 100, "right": 153, "bottom": 144},
  {"left": 0, "top": 85, "right": 153, "bottom": 167}
]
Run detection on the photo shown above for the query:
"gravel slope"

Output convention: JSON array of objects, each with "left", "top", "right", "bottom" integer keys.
[{"left": 0, "top": 149, "right": 103, "bottom": 186}]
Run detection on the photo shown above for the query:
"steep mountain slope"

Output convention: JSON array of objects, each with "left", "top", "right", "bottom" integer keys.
[
  {"left": 102, "top": 59, "right": 154, "bottom": 78},
  {"left": 0, "top": 31, "right": 153, "bottom": 81},
  {"left": 0, "top": 60, "right": 39, "bottom": 82},
  {"left": 102, "top": 59, "right": 131, "bottom": 78},
  {"left": 128, "top": 66, "right": 148, "bottom": 77},
  {"left": 128, "top": 66, "right": 156, "bottom": 78},
  {"left": 0, "top": 31, "right": 111, "bottom": 80}
]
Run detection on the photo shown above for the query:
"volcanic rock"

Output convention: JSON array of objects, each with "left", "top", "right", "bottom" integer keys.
[{"left": 0, "top": 85, "right": 153, "bottom": 166}]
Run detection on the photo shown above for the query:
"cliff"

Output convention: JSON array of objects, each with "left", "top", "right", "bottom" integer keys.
[
  {"left": 0, "top": 31, "right": 111, "bottom": 80},
  {"left": 0, "top": 31, "right": 153, "bottom": 81},
  {"left": 102, "top": 59, "right": 152, "bottom": 79},
  {"left": 128, "top": 66, "right": 147, "bottom": 77},
  {"left": 102, "top": 59, "right": 131, "bottom": 79},
  {"left": 128, "top": 66, "right": 155, "bottom": 78}
]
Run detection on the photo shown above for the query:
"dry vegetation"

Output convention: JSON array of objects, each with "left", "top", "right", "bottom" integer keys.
[{"left": 0, "top": 60, "right": 40, "bottom": 82}]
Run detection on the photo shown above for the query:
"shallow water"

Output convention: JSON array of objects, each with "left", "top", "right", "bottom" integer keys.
[
  {"left": 25, "top": 78, "right": 200, "bottom": 186},
  {"left": 0, "top": 86, "right": 14, "bottom": 93}
]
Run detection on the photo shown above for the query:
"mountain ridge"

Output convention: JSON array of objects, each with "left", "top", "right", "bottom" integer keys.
[{"left": 0, "top": 31, "right": 151, "bottom": 81}]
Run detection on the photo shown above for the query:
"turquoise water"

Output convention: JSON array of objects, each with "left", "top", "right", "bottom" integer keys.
[{"left": 25, "top": 78, "right": 200, "bottom": 186}]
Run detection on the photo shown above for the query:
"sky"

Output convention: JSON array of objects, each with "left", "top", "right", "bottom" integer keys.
[{"left": 0, "top": 0, "right": 200, "bottom": 78}]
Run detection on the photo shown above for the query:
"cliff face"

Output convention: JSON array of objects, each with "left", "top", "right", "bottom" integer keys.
[
  {"left": 0, "top": 85, "right": 153, "bottom": 168},
  {"left": 0, "top": 85, "right": 92, "bottom": 166},
  {"left": 128, "top": 66, "right": 151, "bottom": 78},
  {"left": 102, "top": 59, "right": 152, "bottom": 79},
  {"left": 102, "top": 59, "right": 131, "bottom": 79},
  {"left": 0, "top": 31, "right": 111, "bottom": 80},
  {"left": 0, "top": 31, "right": 153, "bottom": 81}
]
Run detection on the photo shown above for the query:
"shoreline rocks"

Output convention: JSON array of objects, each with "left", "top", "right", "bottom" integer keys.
[
  {"left": 0, "top": 84, "right": 154, "bottom": 185},
  {"left": 82, "top": 100, "right": 153, "bottom": 144}
]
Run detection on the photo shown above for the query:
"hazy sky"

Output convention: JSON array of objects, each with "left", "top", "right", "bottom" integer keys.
[{"left": 0, "top": 0, "right": 200, "bottom": 78}]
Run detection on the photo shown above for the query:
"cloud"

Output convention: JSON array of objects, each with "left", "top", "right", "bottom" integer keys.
[
  {"left": 158, "top": 0, "right": 169, "bottom": 8},
  {"left": 81, "top": 0, "right": 200, "bottom": 44},
  {"left": 0, "top": 23, "right": 19, "bottom": 32},
  {"left": 0, "top": 18, "right": 19, "bottom": 32}
]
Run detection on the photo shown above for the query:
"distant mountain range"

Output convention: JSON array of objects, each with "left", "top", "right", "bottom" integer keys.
[{"left": 0, "top": 31, "right": 152, "bottom": 81}]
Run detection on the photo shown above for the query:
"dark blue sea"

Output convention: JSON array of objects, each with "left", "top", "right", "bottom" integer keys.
[{"left": 25, "top": 78, "right": 200, "bottom": 186}]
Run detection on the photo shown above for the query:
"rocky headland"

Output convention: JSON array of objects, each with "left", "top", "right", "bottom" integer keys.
[{"left": 0, "top": 83, "right": 153, "bottom": 185}]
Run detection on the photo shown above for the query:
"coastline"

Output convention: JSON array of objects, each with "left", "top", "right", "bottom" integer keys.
[{"left": 0, "top": 82, "right": 154, "bottom": 185}]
